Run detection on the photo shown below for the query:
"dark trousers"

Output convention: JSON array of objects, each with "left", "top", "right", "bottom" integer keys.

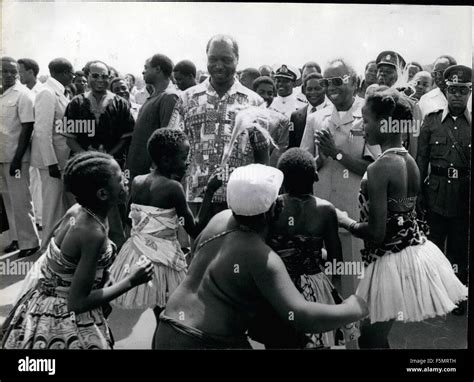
[{"left": 427, "top": 211, "right": 469, "bottom": 285}]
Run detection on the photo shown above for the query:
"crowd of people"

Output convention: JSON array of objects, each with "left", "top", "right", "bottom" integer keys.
[{"left": 0, "top": 33, "right": 470, "bottom": 350}]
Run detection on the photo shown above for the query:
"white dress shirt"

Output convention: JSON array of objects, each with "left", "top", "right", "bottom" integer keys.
[
  {"left": 306, "top": 96, "right": 332, "bottom": 118},
  {"left": 270, "top": 92, "right": 307, "bottom": 118}
]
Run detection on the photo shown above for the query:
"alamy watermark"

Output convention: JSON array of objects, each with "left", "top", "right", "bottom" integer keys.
[
  {"left": 55, "top": 117, "right": 95, "bottom": 137},
  {"left": 324, "top": 259, "right": 364, "bottom": 279},
  {"left": 18, "top": 357, "right": 55, "bottom": 376},
  {"left": 0, "top": 259, "right": 34, "bottom": 276},
  {"left": 380, "top": 117, "right": 421, "bottom": 137}
]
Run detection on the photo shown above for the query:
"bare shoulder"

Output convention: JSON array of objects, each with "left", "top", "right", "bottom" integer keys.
[
  {"left": 314, "top": 197, "right": 336, "bottom": 218},
  {"left": 132, "top": 174, "right": 148, "bottom": 189},
  {"left": 367, "top": 157, "right": 394, "bottom": 182},
  {"left": 195, "top": 210, "right": 233, "bottom": 244},
  {"left": 244, "top": 236, "right": 286, "bottom": 279},
  {"left": 240, "top": 234, "right": 274, "bottom": 263},
  {"left": 314, "top": 197, "right": 335, "bottom": 209},
  {"left": 58, "top": 209, "right": 107, "bottom": 256}
]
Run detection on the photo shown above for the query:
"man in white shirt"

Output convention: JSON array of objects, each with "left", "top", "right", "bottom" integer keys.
[
  {"left": 30, "top": 58, "right": 75, "bottom": 243},
  {"left": 300, "top": 58, "right": 381, "bottom": 298},
  {"left": 0, "top": 57, "right": 40, "bottom": 257},
  {"left": 18, "top": 58, "right": 43, "bottom": 229},
  {"left": 270, "top": 64, "right": 307, "bottom": 118}
]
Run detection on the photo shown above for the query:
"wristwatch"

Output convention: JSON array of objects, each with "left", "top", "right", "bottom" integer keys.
[{"left": 335, "top": 152, "right": 343, "bottom": 161}]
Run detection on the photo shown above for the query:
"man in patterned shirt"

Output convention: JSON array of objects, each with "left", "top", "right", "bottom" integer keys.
[{"left": 168, "top": 35, "right": 267, "bottom": 216}]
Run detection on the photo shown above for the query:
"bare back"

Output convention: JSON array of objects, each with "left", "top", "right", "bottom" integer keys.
[
  {"left": 164, "top": 210, "right": 279, "bottom": 336},
  {"left": 131, "top": 173, "right": 178, "bottom": 209}
]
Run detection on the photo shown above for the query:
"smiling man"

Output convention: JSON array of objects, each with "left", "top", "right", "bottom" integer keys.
[
  {"left": 168, "top": 34, "right": 265, "bottom": 217},
  {"left": 294, "top": 61, "right": 321, "bottom": 103},
  {"left": 270, "top": 64, "right": 307, "bottom": 118},
  {"left": 289, "top": 72, "right": 331, "bottom": 148},
  {"left": 300, "top": 58, "right": 381, "bottom": 298},
  {"left": 63, "top": 60, "right": 135, "bottom": 249}
]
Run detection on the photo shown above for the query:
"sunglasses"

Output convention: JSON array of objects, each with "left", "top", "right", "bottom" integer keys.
[
  {"left": 447, "top": 86, "right": 471, "bottom": 95},
  {"left": 321, "top": 75, "right": 351, "bottom": 87},
  {"left": 90, "top": 73, "right": 110, "bottom": 81},
  {"left": 431, "top": 70, "right": 444, "bottom": 78}
]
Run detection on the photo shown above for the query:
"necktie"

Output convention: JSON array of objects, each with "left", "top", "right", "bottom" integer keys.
[{"left": 310, "top": 106, "right": 317, "bottom": 113}]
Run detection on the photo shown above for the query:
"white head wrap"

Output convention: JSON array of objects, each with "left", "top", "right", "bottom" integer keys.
[{"left": 226, "top": 164, "right": 283, "bottom": 216}]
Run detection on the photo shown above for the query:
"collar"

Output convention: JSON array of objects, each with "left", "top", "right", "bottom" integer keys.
[
  {"left": 328, "top": 96, "right": 363, "bottom": 127},
  {"left": 204, "top": 77, "right": 249, "bottom": 98},
  {"left": 441, "top": 104, "right": 471, "bottom": 125},
  {"left": 424, "top": 87, "right": 443, "bottom": 100},
  {"left": 307, "top": 96, "right": 331, "bottom": 116},
  {"left": 150, "top": 80, "right": 179, "bottom": 98},
  {"left": 85, "top": 90, "right": 116, "bottom": 121},
  {"left": 46, "top": 77, "right": 65, "bottom": 96},
  {"left": 276, "top": 93, "right": 295, "bottom": 102},
  {"left": 31, "top": 81, "right": 44, "bottom": 93},
  {"left": 1, "top": 81, "right": 26, "bottom": 97}
]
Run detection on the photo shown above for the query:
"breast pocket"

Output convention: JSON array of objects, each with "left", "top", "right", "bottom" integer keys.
[
  {"left": 429, "top": 136, "right": 447, "bottom": 159},
  {"left": 0, "top": 100, "right": 17, "bottom": 119}
]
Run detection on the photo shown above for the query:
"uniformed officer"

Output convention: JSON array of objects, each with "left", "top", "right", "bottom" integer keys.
[
  {"left": 375, "top": 50, "right": 406, "bottom": 88},
  {"left": 417, "top": 65, "right": 471, "bottom": 314},
  {"left": 270, "top": 64, "right": 306, "bottom": 118}
]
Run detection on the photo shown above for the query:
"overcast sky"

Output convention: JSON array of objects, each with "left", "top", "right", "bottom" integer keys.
[{"left": 3, "top": 2, "right": 472, "bottom": 78}]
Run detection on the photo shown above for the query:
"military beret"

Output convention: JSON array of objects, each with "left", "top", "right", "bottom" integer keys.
[
  {"left": 444, "top": 65, "right": 472, "bottom": 86},
  {"left": 376, "top": 51, "right": 406, "bottom": 71},
  {"left": 274, "top": 64, "right": 298, "bottom": 81}
]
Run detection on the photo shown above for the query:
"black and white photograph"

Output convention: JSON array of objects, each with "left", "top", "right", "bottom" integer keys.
[{"left": 0, "top": 0, "right": 472, "bottom": 379}]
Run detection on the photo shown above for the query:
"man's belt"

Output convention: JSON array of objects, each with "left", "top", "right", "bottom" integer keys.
[{"left": 430, "top": 165, "right": 470, "bottom": 179}]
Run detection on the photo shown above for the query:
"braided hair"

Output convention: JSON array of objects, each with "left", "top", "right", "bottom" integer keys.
[
  {"left": 63, "top": 151, "right": 117, "bottom": 208},
  {"left": 147, "top": 128, "right": 189, "bottom": 170}
]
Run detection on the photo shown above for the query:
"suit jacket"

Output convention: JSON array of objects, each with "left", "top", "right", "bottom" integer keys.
[
  {"left": 289, "top": 105, "right": 308, "bottom": 149},
  {"left": 30, "top": 77, "right": 70, "bottom": 170}
]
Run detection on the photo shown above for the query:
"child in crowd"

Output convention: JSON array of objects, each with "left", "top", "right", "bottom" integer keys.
[
  {"left": 249, "top": 148, "right": 349, "bottom": 349},
  {"left": 109, "top": 128, "right": 222, "bottom": 341},
  {"left": 2, "top": 152, "right": 153, "bottom": 349}
]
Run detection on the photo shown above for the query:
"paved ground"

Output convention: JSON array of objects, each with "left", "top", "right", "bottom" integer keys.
[{"left": 0, "top": 229, "right": 467, "bottom": 349}]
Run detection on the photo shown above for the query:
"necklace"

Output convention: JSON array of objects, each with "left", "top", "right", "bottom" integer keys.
[
  {"left": 83, "top": 206, "right": 108, "bottom": 232},
  {"left": 380, "top": 146, "right": 408, "bottom": 157}
]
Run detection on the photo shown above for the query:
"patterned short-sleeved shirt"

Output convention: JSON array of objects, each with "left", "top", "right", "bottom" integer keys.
[{"left": 168, "top": 79, "right": 265, "bottom": 203}]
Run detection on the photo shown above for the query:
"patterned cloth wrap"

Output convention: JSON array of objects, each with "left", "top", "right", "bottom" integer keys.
[
  {"left": 1, "top": 237, "right": 116, "bottom": 349},
  {"left": 268, "top": 234, "right": 324, "bottom": 289},
  {"left": 358, "top": 192, "right": 427, "bottom": 266},
  {"left": 109, "top": 204, "right": 187, "bottom": 309},
  {"left": 265, "top": 234, "right": 338, "bottom": 348}
]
